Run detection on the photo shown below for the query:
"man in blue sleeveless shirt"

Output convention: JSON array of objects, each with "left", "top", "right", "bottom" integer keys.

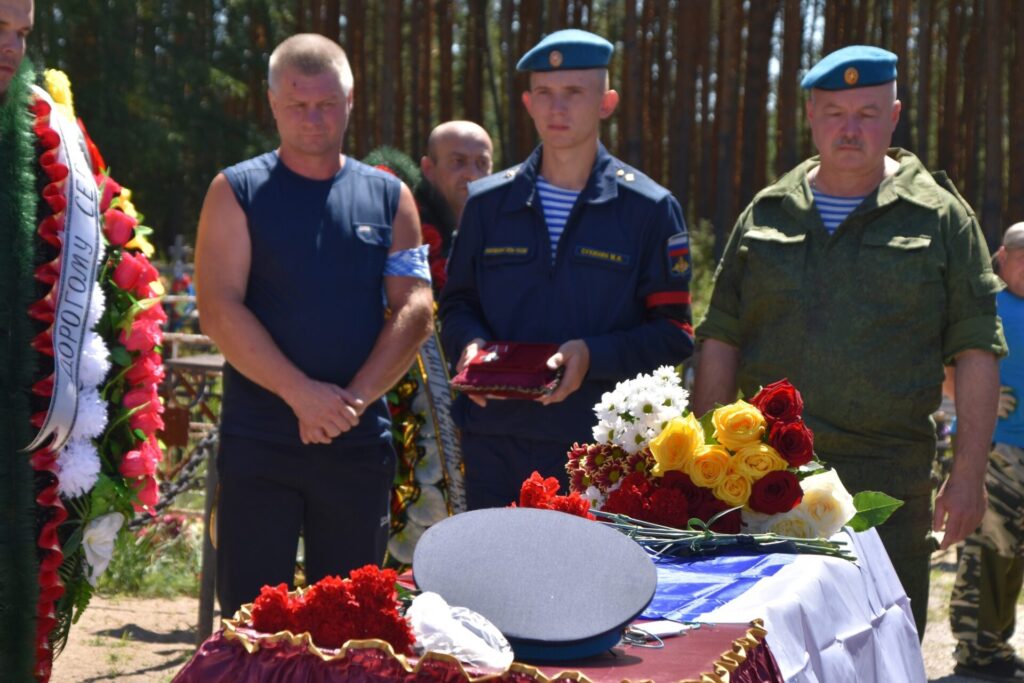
[
  {"left": 949, "top": 223, "right": 1024, "bottom": 682},
  {"left": 195, "top": 34, "right": 434, "bottom": 618},
  {"left": 439, "top": 30, "right": 694, "bottom": 510}
]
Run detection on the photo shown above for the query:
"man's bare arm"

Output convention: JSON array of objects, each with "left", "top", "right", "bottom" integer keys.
[
  {"left": 933, "top": 349, "right": 999, "bottom": 549},
  {"left": 692, "top": 339, "right": 741, "bottom": 416},
  {"left": 194, "top": 173, "right": 360, "bottom": 445},
  {"left": 346, "top": 183, "right": 435, "bottom": 403}
]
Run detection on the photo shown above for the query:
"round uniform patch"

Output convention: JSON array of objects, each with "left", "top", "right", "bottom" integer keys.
[
  {"left": 844, "top": 66, "right": 859, "bottom": 85},
  {"left": 549, "top": 50, "right": 563, "bottom": 68}
]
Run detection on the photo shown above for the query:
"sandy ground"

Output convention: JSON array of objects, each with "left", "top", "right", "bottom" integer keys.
[{"left": 50, "top": 547, "right": 1023, "bottom": 682}]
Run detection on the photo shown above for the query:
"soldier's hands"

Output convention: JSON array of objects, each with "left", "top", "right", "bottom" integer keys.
[
  {"left": 457, "top": 338, "right": 490, "bottom": 407},
  {"left": 538, "top": 339, "right": 590, "bottom": 405},
  {"left": 285, "top": 378, "right": 364, "bottom": 444},
  {"left": 998, "top": 385, "right": 1016, "bottom": 419},
  {"left": 932, "top": 471, "right": 988, "bottom": 550}
]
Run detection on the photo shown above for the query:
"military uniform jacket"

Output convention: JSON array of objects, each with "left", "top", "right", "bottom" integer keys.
[
  {"left": 440, "top": 143, "right": 694, "bottom": 444},
  {"left": 697, "top": 148, "right": 1007, "bottom": 488}
]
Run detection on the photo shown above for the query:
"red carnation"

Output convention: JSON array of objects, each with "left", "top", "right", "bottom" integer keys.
[
  {"left": 768, "top": 419, "right": 815, "bottom": 467},
  {"left": 251, "top": 583, "right": 293, "bottom": 633},
  {"left": 602, "top": 473, "right": 650, "bottom": 519},
  {"left": 748, "top": 470, "right": 804, "bottom": 514},
  {"left": 749, "top": 379, "right": 804, "bottom": 425},
  {"left": 519, "top": 471, "right": 560, "bottom": 509},
  {"left": 550, "top": 491, "right": 595, "bottom": 519}
]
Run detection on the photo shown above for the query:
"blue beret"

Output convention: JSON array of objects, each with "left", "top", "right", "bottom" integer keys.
[
  {"left": 801, "top": 45, "right": 897, "bottom": 90},
  {"left": 516, "top": 29, "right": 613, "bottom": 72},
  {"left": 413, "top": 508, "right": 657, "bottom": 662}
]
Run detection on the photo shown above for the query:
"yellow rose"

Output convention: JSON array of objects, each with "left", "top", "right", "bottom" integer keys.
[
  {"left": 713, "top": 471, "right": 752, "bottom": 507},
  {"left": 712, "top": 400, "right": 766, "bottom": 450},
  {"left": 649, "top": 414, "right": 704, "bottom": 476},
  {"left": 688, "top": 444, "right": 731, "bottom": 488},
  {"left": 731, "top": 442, "right": 788, "bottom": 481}
]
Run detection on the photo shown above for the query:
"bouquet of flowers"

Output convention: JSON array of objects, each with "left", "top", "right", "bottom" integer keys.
[
  {"left": 245, "top": 565, "right": 415, "bottom": 655},
  {"left": 540, "top": 368, "right": 901, "bottom": 557}
]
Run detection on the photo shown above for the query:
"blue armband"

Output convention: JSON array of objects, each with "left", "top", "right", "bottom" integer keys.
[{"left": 383, "top": 245, "right": 431, "bottom": 282}]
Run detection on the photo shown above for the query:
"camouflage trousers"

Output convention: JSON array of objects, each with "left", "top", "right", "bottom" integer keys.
[{"left": 950, "top": 442, "right": 1024, "bottom": 666}]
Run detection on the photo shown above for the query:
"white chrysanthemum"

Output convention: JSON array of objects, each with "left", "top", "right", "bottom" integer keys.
[
  {"left": 591, "top": 368, "right": 688, "bottom": 450},
  {"left": 83, "top": 513, "right": 124, "bottom": 586},
  {"left": 70, "top": 387, "right": 108, "bottom": 440},
  {"left": 86, "top": 280, "right": 106, "bottom": 330},
  {"left": 582, "top": 485, "right": 606, "bottom": 510},
  {"left": 57, "top": 438, "right": 101, "bottom": 498},
  {"left": 79, "top": 331, "right": 111, "bottom": 387}
]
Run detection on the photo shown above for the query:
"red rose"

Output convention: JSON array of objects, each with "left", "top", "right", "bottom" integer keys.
[
  {"left": 103, "top": 208, "right": 137, "bottom": 247},
  {"left": 125, "top": 351, "right": 165, "bottom": 385},
  {"left": 133, "top": 254, "right": 161, "bottom": 298},
  {"left": 123, "top": 385, "right": 158, "bottom": 410},
  {"left": 119, "top": 439, "right": 161, "bottom": 478},
  {"left": 137, "top": 301, "right": 168, "bottom": 324},
  {"left": 768, "top": 419, "right": 815, "bottom": 467},
  {"left": 647, "top": 486, "right": 690, "bottom": 528},
  {"left": 748, "top": 470, "right": 804, "bottom": 514},
  {"left": 251, "top": 583, "right": 293, "bottom": 633},
  {"left": 130, "top": 406, "right": 165, "bottom": 434},
  {"left": 693, "top": 497, "right": 742, "bottom": 533},
  {"left": 96, "top": 174, "right": 121, "bottom": 212},
  {"left": 749, "top": 379, "right": 804, "bottom": 425}
]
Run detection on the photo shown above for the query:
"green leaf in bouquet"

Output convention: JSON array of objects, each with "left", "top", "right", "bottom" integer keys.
[
  {"left": 846, "top": 491, "right": 904, "bottom": 532},
  {"left": 110, "top": 345, "right": 132, "bottom": 367},
  {"left": 697, "top": 408, "right": 720, "bottom": 445}
]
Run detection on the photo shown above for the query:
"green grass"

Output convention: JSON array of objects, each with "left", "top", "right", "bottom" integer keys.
[{"left": 97, "top": 516, "right": 203, "bottom": 598}]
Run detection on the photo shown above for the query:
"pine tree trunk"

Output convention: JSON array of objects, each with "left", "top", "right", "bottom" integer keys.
[
  {"left": 1009, "top": 0, "right": 1024, "bottom": 222},
  {"left": 916, "top": 0, "right": 933, "bottom": 166},
  {"left": 777, "top": 0, "right": 802, "bottom": 176},
  {"left": 621, "top": 0, "right": 643, "bottom": 166},
  {"left": 981, "top": 0, "right": 1004, "bottom": 246},
  {"left": 439, "top": 0, "right": 453, "bottom": 123},
  {"left": 738, "top": 0, "right": 777, "bottom": 208},
  {"left": 891, "top": 0, "right": 912, "bottom": 149},
  {"left": 713, "top": 0, "right": 742, "bottom": 257}
]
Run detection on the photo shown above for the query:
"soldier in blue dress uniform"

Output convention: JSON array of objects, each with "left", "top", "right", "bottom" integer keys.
[{"left": 439, "top": 29, "right": 694, "bottom": 510}]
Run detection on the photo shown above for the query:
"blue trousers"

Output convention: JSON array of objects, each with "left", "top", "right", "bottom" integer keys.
[
  {"left": 461, "top": 432, "right": 572, "bottom": 510},
  {"left": 215, "top": 433, "right": 395, "bottom": 618}
]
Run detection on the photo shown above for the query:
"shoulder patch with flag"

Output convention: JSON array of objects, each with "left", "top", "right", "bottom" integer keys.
[{"left": 667, "top": 233, "right": 690, "bottom": 279}]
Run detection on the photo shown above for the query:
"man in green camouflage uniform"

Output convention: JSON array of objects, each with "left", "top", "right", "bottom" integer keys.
[
  {"left": 693, "top": 45, "right": 1006, "bottom": 638},
  {"left": 949, "top": 223, "right": 1024, "bottom": 682}
]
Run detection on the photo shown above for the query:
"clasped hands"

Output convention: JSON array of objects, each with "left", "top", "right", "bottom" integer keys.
[
  {"left": 286, "top": 377, "right": 366, "bottom": 445},
  {"left": 456, "top": 338, "right": 590, "bottom": 407}
]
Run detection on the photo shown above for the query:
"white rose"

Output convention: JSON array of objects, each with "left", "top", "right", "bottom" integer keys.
[{"left": 795, "top": 470, "right": 857, "bottom": 538}]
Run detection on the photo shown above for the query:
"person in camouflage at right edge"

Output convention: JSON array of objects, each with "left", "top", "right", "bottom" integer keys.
[
  {"left": 692, "top": 45, "right": 1007, "bottom": 639},
  {"left": 949, "top": 223, "right": 1024, "bottom": 683}
]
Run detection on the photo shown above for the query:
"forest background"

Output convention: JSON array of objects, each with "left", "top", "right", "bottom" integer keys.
[{"left": 28, "top": 0, "right": 1024, "bottom": 257}]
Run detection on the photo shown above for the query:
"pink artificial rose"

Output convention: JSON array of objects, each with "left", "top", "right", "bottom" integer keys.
[
  {"left": 96, "top": 174, "right": 121, "bottom": 212},
  {"left": 119, "top": 318, "right": 162, "bottom": 353},
  {"left": 133, "top": 254, "right": 161, "bottom": 298},
  {"left": 132, "top": 475, "right": 159, "bottom": 514},
  {"left": 125, "top": 351, "right": 165, "bottom": 386},
  {"left": 119, "top": 446, "right": 157, "bottom": 477},
  {"left": 130, "top": 406, "right": 165, "bottom": 434},
  {"left": 113, "top": 252, "right": 145, "bottom": 291},
  {"left": 103, "top": 208, "right": 137, "bottom": 247},
  {"left": 123, "top": 385, "right": 158, "bottom": 410},
  {"left": 137, "top": 301, "right": 168, "bottom": 325}
]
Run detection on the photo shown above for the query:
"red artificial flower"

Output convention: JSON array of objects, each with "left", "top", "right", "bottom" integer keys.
[
  {"left": 120, "top": 318, "right": 162, "bottom": 353},
  {"left": 113, "top": 251, "right": 146, "bottom": 291},
  {"left": 118, "top": 437, "right": 162, "bottom": 478},
  {"left": 103, "top": 208, "right": 137, "bottom": 247},
  {"left": 123, "top": 385, "right": 158, "bottom": 410},
  {"left": 77, "top": 118, "right": 108, "bottom": 174},
  {"left": 96, "top": 174, "right": 121, "bottom": 213},
  {"left": 749, "top": 379, "right": 804, "bottom": 425},
  {"left": 748, "top": 470, "right": 804, "bottom": 515},
  {"left": 646, "top": 486, "right": 690, "bottom": 528},
  {"left": 768, "top": 419, "right": 815, "bottom": 467},
  {"left": 132, "top": 475, "right": 159, "bottom": 514},
  {"left": 125, "top": 351, "right": 166, "bottom": 386},
  {"left": 251, "top": 583, "right": 294, "bottom": 633},
  {"left": 137, "top": 301, "right": 168, "bottom": 325},
  {"left": 130, "top": 406, "right": 165, "bottom": 434}
]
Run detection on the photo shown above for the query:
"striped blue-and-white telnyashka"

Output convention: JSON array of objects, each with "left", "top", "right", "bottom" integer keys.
[
  {"left": 811, "top": 187, "right": 866, "bottom": 234},
  {"left": 536, "top": 176, "right": 580, "bottom": 261}
]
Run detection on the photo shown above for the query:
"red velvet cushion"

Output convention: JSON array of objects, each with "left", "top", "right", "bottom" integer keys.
[{"left": 450, "top": 342, "right": 562, "bottom": 399}]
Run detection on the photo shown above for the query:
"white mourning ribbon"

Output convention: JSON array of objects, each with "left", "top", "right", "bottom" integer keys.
[
  {"left": 23, "top": 86, "right": 102, "bottom": 453},
  {"left": 418, "top": 331, "right": 466, "bottom": 513}
]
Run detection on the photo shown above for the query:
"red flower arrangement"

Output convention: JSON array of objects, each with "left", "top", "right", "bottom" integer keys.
[
  {"left": 512, "top": 472, "right": 594, "bottom": 519},
  {"left": 249, "top": 565, "right": 415, "bottom": 655}
]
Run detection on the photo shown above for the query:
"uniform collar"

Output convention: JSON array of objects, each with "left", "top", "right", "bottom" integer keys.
[
  {"left": 500, "top": 142, "right": 618, "bottom": 213},
  {"left": 760, "top": 147, "right": 944, "bottom": 227}
]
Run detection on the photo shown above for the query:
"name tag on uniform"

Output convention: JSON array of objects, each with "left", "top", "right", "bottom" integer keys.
[
  {"left": 574, "top": 245, "right": 631, "bottom": 266},
  {"left": 483, "top": 245, "right": 531, "bottom": 257}
]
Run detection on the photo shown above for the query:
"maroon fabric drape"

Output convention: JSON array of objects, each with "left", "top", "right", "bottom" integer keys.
[{"left": 173, "top": 623, "right": 783, "bottom": 682}]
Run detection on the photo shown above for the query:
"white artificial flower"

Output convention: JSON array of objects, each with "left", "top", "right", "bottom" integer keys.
[
  {"left": 83, "top": 513, "right": 124, "bottom": 586},
  {"left": 86, "top": 280, "right": 106, "bottom": 330},
  {"left": 79, "top": 331, "right": 111, "bottom": 387},
  {"left": 57, "top": 438, "right": 101, "bottom": 498},
  {"left": 70, "top": 387, "right": 108, "bottom": 440}
]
